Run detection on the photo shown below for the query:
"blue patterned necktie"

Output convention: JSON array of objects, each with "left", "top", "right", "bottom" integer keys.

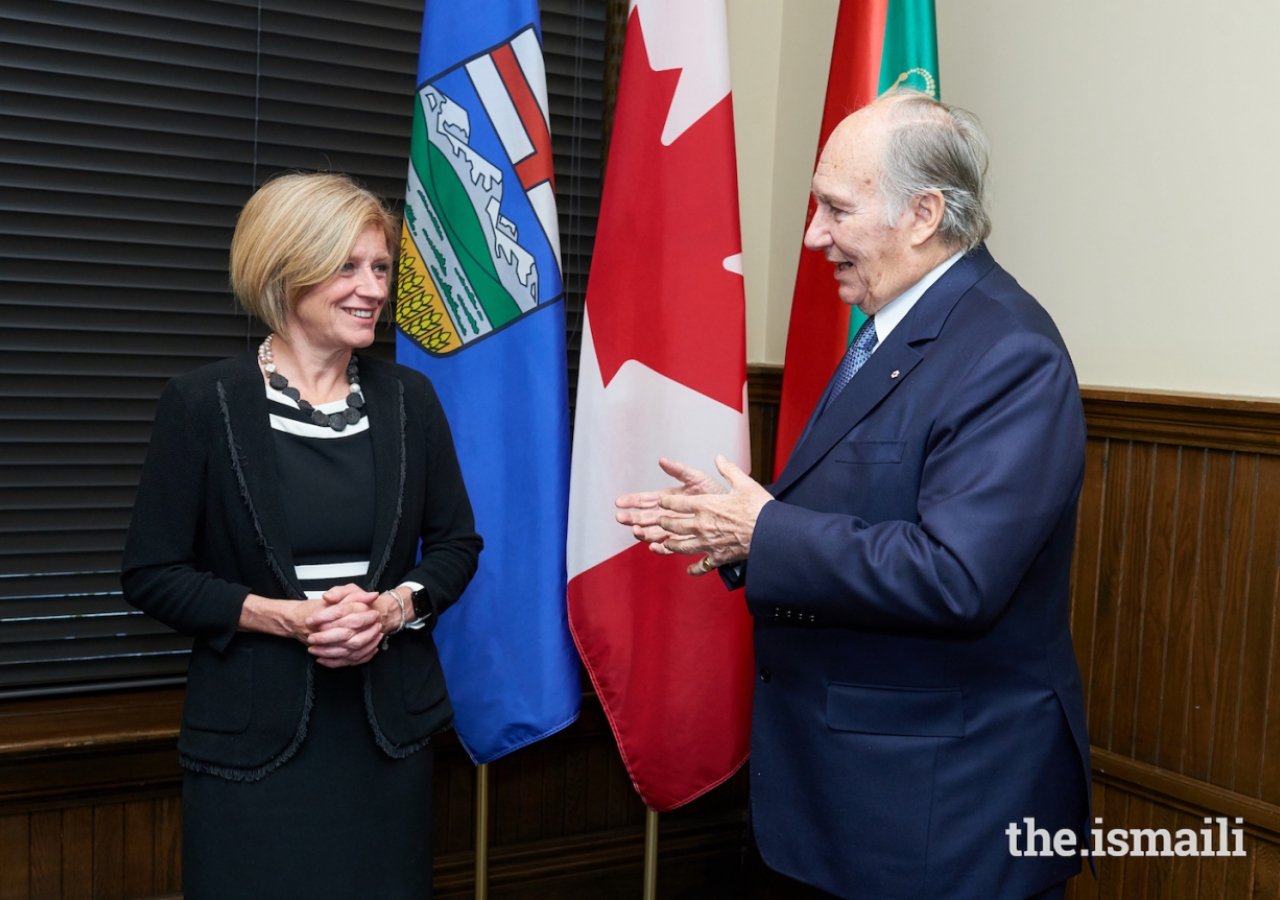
[{"left": 822, "top": 316, "right": 878, "bottom": 414}]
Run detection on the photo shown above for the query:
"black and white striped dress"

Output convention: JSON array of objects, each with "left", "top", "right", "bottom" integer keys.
[
  {"left": 182, "top": 382, "right": 434, "bottom": 900},
  {"left": 266, "top": 381, "right": 376, "bottom": 597}
]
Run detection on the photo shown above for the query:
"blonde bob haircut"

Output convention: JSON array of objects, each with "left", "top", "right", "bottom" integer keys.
[{"left": 229, "top": 172, "right": 399, "bottom": 335}]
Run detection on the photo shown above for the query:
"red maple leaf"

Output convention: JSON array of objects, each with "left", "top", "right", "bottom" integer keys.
[{"left": 584, "top": 9, "right": 747, "bottom": 412}]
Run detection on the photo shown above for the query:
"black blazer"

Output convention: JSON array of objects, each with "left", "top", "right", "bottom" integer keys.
[{"left": 121, "top": 352, "right": 482, "bottom": 781}]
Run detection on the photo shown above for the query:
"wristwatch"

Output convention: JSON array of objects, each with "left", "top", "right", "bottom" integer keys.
[{"left": 405, "top": 583, "right": 432, "bottom": 631}]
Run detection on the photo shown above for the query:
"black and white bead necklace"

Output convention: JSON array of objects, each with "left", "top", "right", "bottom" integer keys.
[{"left": 257, "top": 334, "right": 366, "bottom": 432}]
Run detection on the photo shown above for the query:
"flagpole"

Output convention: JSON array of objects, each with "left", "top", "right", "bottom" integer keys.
[
  {"left": 643, "top": 807, "right": 659, "bottom": 900},
  {"left": 475, "top": 763, "right": 490, "bottom": 900}
]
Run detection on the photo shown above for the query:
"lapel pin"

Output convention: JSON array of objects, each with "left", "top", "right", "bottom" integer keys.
[{"left": 891, "top": 370, "right": 900, "bottom": 379}]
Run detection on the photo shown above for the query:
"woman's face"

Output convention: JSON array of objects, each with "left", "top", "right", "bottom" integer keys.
[{"left": 286, "top": 225, "right": 391, "bottom": 353}]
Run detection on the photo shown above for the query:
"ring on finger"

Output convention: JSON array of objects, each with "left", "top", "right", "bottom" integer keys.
[{"left": 698, "top": 556, "right": 715, "bottom": 573}]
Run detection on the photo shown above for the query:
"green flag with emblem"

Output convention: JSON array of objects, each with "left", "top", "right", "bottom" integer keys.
[{"left": 847, "top": 0, "right": 940, "bottom": 341}]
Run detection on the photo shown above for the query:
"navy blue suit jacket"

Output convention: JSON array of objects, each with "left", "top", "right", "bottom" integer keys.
[{"left": 730, "top": 246, "right": 1090, "bottom": 899}]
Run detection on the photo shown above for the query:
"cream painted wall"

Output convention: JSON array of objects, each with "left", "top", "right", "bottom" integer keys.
[
  {"left": 936, "top": 1, "right": 1280, "bottom": 397},
  {"left": 727, "top": 0, "right": 838, "bottom": 365},
  {"left": 727, "top": 0, "right": 1280, "bottom": 394}
]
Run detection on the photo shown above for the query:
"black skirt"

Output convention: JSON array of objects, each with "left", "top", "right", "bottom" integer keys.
[{"left": 182, "top": 664, "right": 434, "bottom": 900}]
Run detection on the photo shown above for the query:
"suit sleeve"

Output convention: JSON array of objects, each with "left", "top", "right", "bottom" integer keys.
[
  {"left": 120, "top": 379, "right": 250, "bottom": 653},
  {"left": 745, "top": 330, "right": 1085, "bottom": 633},
  {"left": 396, "top": 378, "right": 482, "bottom": 626}
]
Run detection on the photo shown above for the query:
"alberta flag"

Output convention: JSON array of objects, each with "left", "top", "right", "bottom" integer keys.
[{"left": 396, "top": 1, "right": 580, "bottom": 764}]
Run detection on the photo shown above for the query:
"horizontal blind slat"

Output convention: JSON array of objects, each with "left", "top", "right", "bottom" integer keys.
[{"left": 1, "top": 0, "right": 605, "bottom": 696}]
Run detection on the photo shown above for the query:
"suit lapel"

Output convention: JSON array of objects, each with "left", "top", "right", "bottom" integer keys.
[
  {"left": 770, "top": 246, "right": 998, "bottom": 498},
  {"left": 359, "top": 357, "right": 405, "bottom": 591},
  {"left": 218, "top": 352, "right": 299, "bottom": 595}
]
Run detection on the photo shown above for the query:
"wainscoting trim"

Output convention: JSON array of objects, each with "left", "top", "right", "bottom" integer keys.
[
  {"left": 1081, "top": 387, "right": 1280, "bottom": 455},
  {"left": 745, "top": 378, "right": 1280, "bottom": 461},
  {"left": 1092, "top": 746, "right": 1280, "bottom": 843},
  {"left": 746, "top": 364, "right": 783, "bottom": 406},
  {"left": 0, "top": 689, "right": 183, "bottom": 812}
]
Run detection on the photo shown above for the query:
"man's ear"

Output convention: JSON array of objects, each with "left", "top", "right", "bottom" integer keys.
[{"left": 908, "top": 190, "right": 945, "bottom": 246}]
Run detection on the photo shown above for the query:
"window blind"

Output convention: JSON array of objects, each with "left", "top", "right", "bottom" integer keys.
[{"left": 0, "top": 0, "right": 606, "bottom": 697}]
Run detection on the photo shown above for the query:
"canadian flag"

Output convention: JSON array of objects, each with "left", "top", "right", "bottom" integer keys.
[{"left": 566, "top": 0, "right": 754, "bottom": 812}]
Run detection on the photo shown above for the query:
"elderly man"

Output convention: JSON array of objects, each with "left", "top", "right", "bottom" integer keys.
[{"left": 617, "top": 91, "right": 1090, "bottom": 900}]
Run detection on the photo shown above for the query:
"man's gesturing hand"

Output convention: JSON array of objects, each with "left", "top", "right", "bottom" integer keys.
[
  {"left": 615, "top": 455, "right": 772, "bottom": 576},
  {"left": 614, "top": 457, "right": 727, "bottom": 545}
]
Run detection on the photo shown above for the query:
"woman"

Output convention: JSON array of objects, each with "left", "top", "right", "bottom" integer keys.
[{"left": 121, "top": 172, "right": 482, "bottom": 899}]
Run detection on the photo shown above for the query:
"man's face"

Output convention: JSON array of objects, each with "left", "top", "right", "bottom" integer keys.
[{"left": 803, "top": 109, "right": 919, "bottom": 317}]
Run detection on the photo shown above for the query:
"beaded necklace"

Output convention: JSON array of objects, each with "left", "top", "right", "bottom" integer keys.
[{"left": 257, "top": 334, "right": 365, "bottom": 432}]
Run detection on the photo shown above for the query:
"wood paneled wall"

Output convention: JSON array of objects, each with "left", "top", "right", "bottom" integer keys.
[
  {"left": 0, "top": 689, "right": 746, "bottom": 900},
  {"left": 1072, "top": 440, "right": 1280, "bottom": 791},
  {"left": 429, "top": 696, "right": 747, "bottom": 899},
  {"left": 0, "top": 692, "right": 186, "bottom": 900},
  {"left": 0, "top": 798, "right": 182, "bottom": 900},
  {"left": 5, "top": 380, "right": 1280, "bottom": 900},
  {"left": 1071, "top": 780, "right": 1280, "bottom": 900},
  {"left": 747, "top": 365, "right": 782, "bottom": 483},
  {"left": 1064, "top": 389, "right": 1280, "bottom": 899}
]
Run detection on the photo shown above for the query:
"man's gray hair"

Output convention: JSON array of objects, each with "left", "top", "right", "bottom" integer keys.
[{"left": 878, "top": 90, "right": 992, "bottom": 251}]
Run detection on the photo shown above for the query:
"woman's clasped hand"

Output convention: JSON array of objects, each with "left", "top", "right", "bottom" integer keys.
[
  {"left": 239, "top": 584, "right": 414, "bottom": 668},
  {"left": 304, "top": 584, "right": 408, "bottom": 667}
]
